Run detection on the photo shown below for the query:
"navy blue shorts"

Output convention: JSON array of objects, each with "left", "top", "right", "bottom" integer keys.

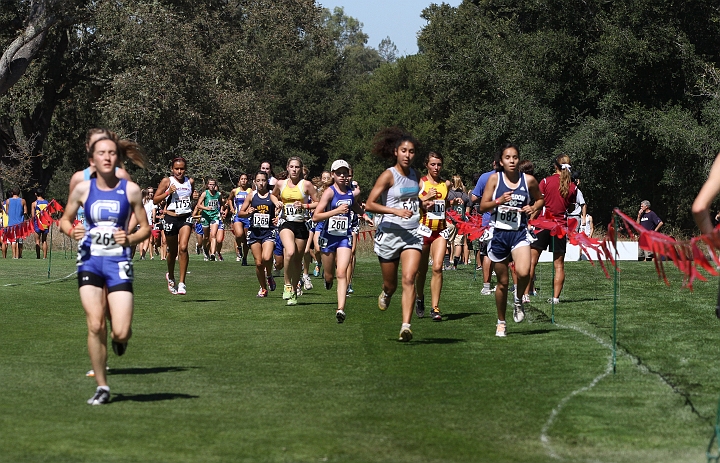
[
  {"left": 488, "top": 228, "right": 530, "bottom": 262},
  {"left": 273, "top": 230, "right": 284, "bottom": 256},
  {"left": 248, "top": 228, "right": 275, "bottom": 246},
  {"left": 319, "top": 234, "right": 352, "bottom": 253}
]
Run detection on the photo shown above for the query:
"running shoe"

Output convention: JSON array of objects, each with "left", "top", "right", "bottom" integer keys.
[
  {"left": 415, "top": 298, "right": 425, "bottom": 318},
  {"left": 282, "top": 284, "right": 293, "bottom": 300},
  {"left": 324, "top": 279, "right": 333, "bottom": 290},
  {"left": 87, "top": 387, "right": 110, "bottom": 405},
  {"left": 398, "top": 326, "right": 413, "bottom": 342},
  {"left": 177, "top": 283, "right": 187, "bottom": 295},
  {"left": 547, "top": 297, "right": 560, "bottom": 304},
  {"left": 303, "top": 275, "right": 313, "bottom": 290},
  {"left": 111, "top": 340, "right": 127, "bottom": 356},
  {"left": 242, "top": 258, "right": 248, "bottom": 266},
  {"left": 513, "top": 290, "right": 520, "bottom": 304},
  {"left": 336, "top": 309, "right": 346, "bottom": 324},
  {"left": 85, "top": 365, "right": 109, "bottom": 377},
  {"left": 203, "top": 254, "right": 209, "bottom": 262},
  {"left": 209, "top": 254, "right": 216, "bottom": 262},
  {"left": 217, "top": 253, "right": 224, "bottom": 262},
  {"left": 296, "top": 281, "right": 303, "bottom": 297},
  {"left": 313, "top": 263, "right": 320, "bottom": 277},
  {"left": 496, "top": 322, "right": 507, "bottom": 337},
  {"left": 236, "top": 255, "right": 241, "bottom": 262},
  {"left": 378, "top": 291, "right": 391, "bottom": 311},
  {"left": 522, "top": 294, "right": 531, "bottom": 304},
  {"left": 431, "top": 306, "right": 442, "bottom": 321},
  {"left": 257, "top": 288, "right": 268, "bottom": 298},
  {"left": 475, "top": 265, "right": 482, "bottom": 271},
  {"left": 166, "top": 273, "right": 177, "bottom": 294},
  {"left": 287, "top": 292, "right": 298, "bottom": 306},
  {"left": 347, "top": 284, "right": 354, "bottom": 294},
  {"left": 513, "top": 302, "right": 525, "bottom": 323},
  {"left": 480, "top": 287, "right": 493, "bottom": 296},
  {"left": 267, "top": 275, "right": 277, "bottom": 292}
]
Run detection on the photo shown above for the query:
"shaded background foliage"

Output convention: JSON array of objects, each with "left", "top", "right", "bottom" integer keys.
[{"left": 2, "top": 0, "right": 720, "bottom": 231}]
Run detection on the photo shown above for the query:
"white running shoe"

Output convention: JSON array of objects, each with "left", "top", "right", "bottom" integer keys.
[
  {"left": 513, "top": 302, "right": 525, "bottom": 323},
  {"left": 480, "top": 287, "right": 493, "bottom": 296},
  {"left": 378, "top": 291, "right": 391, "bottom": 311},
  {"left": 336, "top": 310, "right": 346, "bottom": 324},
  {"left": 547, "top": 297, "right": 560, "bottom": 304},
  {"left": 87, "top": 387, "right": 110, "bottom": 405},
  {"left": 177, "top": 283, "right": 187, "bottom": 295},
  {"left": 303, "top": 275, "right": 313, "bottom": 290},
  {"left": 522, "top": 294, "right": 531, "bottom": 304},
  {"left": 496, "top": 322, "right": 507, "bottom": 337},
  {"left": 398, "top": 326, "right": 413, "bottom": 342},
  {"left": 166, "top": 273, "right": 177, "bottom": 294}
]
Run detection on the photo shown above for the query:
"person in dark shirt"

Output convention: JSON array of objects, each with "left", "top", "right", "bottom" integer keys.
[{"left": 636, "top": 200, "right": 664, "bottom": 261}]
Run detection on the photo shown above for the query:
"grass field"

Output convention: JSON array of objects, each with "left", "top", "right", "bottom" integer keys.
[{"left": 1, "top": 245, "right": 719, "bottom": 462}]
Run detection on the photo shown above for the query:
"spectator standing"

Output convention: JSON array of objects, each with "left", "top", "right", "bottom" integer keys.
[
  {"left": 5, "top": 187, "right": 27, "bottom": 259},
  {"left": 636, "top": 200, "right": 663, "bottom": 261}
]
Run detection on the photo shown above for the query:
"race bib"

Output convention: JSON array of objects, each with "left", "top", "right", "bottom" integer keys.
[
  {"left": 417, "top": 224, "right": 432, "bottom": 237},
  {"left": 89, "top": 226, "right": 123, "bottom": 256},
  {"left": 327, "top": 215, "right": 349, "bottom": 236},
  {"left": 173, "top": 197, "right": 191, "bottom": 213},
  {"left": 252, "top": 213, "right": 270, "bottom": 229},
  {"left": 118, "top": 261, "right": 134, "bottom": 280},
  {"left": 283, "top": 203, "right": 303, "bottom": 221},
  {"left": 495, "top": 205, "right": 522, "bottom": 231},
  {"left": 440, "top": 227, "right": 452, "bottom": 240},
  {"left": 427, "top": 200, "right": 445, "bottom": 220},
  {"left": 207, "top": 199, "right": 219, "bottom": 210},
  {"left": 401, "top": 198, "right": 419, "bottom": 222}
]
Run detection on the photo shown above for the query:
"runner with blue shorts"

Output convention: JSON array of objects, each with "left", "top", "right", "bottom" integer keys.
[
  {"left": 239, "top": 171, "right": 282, "bottom": 297},
  {"left": 313, "top": 160, "right": 363, "bottom": 323},
  {"left": 479, "top": 143, "right": 544, "bottom": 338},
  {"left": 229, "top": 173, "right": 252, "bottom": 265},
  {"left": 60, "top": 136, "right": 151, "bottom": 405}
]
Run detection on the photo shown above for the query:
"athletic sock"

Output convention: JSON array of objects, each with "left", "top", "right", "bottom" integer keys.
[
  {"left": 497, "top": 319, "right": 506, "bottom": 325},
  {"left": 402, "top": 323, "right": 411, "bottom": 330},
  {"left": 483, "top": 283, "right": 490, "bottom": 290}
]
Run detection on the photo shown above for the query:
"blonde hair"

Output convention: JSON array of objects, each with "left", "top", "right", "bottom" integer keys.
[
  {"left": 554, "top": 154, "right": 571, "bottom": 197},
  {"left": 451, "top": 175, "right": 465, "bottom": 192}
]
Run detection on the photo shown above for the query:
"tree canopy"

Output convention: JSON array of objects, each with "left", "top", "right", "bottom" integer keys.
[{"left": 2, "top": 0, "right": 720, "bottom": 231}]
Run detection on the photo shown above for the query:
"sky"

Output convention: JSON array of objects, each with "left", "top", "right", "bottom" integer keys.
[{"left": 317, "top": 0, "right": 462, "bottom": 56}]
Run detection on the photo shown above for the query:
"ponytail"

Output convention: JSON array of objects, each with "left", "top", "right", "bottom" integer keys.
[{"left": 554, "top": 154, "right": 571, "bottom": 197}]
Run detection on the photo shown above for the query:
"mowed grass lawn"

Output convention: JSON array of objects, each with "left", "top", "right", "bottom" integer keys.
[{"left": 1, "top": 248, "right": 719, "bottom": 462}]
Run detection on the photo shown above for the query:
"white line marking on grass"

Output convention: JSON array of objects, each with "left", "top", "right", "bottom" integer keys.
[
  {"left": 2, "top": 271, "right": 77, "bottom": 287},
  {"left": 540, "top": 323, "right": 614, "bottom": 461}
]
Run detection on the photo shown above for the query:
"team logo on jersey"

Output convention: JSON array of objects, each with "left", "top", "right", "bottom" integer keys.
[
  {"left": 117, "top": 189, "right": 125, "bottom": 194},
  {"left": 90, "top": 200, "right": 121, "bottom": 225}
]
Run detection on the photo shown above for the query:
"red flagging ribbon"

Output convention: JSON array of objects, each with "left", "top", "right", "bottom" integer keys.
[
  {"left": 0, "top": 199, "right": 64, "bottom": 242},
  {"left": 449, "top": 205, "right": 720, "bottom": 288}
]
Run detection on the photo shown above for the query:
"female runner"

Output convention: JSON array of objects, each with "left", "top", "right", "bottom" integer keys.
[
  {"left": 154, "top": 198, "right": 167, "bottom": 260},
  {"left": 239, "top": 171, "right": 282, "bottom": 297},
  {"left": 310, "top": 171, "right": 332, "bottom": 279},
  {"left": 31, "top": 187, "right": 49, "bottom": 259},
  {"left": 60, "top": 136, "right": 150, "bottom": 404},
  {"left": 194, "top": 179, "right": 222, "bottom": 261},
  {"left": 528, "top": 154, "right": 577, "bottom": 304},
  {"left": 154, "top": 158, "right": 194, "bottom": 295},
  {"left": 272, "top": 158, "right": 319, "bottom": 306},
  {"left": 365, "top": 127, "right": 434, "bottom": 342},
  {"left": 229, "top": 174, "right": 252, "bottom": 264},
  {"left": 345, "top": 168, "right": 361, "bottom": 295},
  {"left": 480, "top": 143, "right": 544, "bottom": 337},
  {"left": 415, "top": 152, "right": 452, "bottom": 321},
  {"left": 313, "top": 160, "right": 363, "bottom": 323},
  {"left": 140, "top": 188, "right": 156, "bottom": 259}
]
